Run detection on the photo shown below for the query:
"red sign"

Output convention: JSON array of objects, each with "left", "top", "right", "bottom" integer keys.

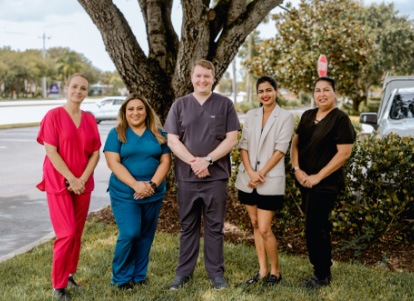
[{"left": 317, "top": 55, "right": 328, "bottom": 77}]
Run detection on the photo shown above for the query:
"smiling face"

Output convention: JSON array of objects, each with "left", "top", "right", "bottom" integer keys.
[
  {"left": 125, "top": 98, "right": 147, "bottom": 129},
  {"left": 314, "top": 80, "right": 336, "bottom": 111},
  {"left": 257, "top": 81, "right": 278, "bottom": 108},
  {"left": 66, "top": 75, "right": 89, "bottom": 104},
  {"left": 191, "top": 65, "right": 215, "bottom": 96}
]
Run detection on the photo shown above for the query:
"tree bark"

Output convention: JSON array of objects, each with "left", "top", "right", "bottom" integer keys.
[{"left": 78, "top": 0, "right": 282, "bottom": 121}]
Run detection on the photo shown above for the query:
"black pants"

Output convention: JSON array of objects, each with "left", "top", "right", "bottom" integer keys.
[{"left": 301, "top": 189, "right": 336, "bottom": 279}]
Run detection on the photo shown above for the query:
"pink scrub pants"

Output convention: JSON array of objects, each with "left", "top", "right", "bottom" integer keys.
[{"left": 47, "top": 192, "right": 91, "bottom": 289}]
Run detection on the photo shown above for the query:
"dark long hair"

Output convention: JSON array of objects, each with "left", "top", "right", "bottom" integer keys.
[
  {"left": 256, "top": 75, "right": 280, "bottom": 104},
  {"left": 314, "top": 76, "right": 336, "bottom": 91},
  {"left": 116, "top": 93, "right": 166, "bottom": 144}
]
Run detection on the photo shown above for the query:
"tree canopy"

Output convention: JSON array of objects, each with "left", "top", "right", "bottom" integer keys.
[
  {"left": 245, "top": 0, "right": 414, "bottom": 112},
  {"left": 78, "top": 0, "right": 284, "bottom": 119}
]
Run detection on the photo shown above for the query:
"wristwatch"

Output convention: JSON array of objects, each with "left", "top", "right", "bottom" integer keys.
[
  {"left": 205, "top": 156, "right": 213, "bottom": 165},
  {"left": 149, "top": 181, "right": 158, "bottom": 190},
  {"left": 292, "top": 166, "right": 300, "bottom": 172}
]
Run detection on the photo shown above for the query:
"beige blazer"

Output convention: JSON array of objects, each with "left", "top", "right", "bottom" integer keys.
[{"left": 235, "top": 105, "right": 294, "bottom": 195}]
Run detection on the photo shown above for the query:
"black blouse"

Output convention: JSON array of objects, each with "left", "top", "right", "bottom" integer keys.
[{"left": 296, "top": 108, "right": 356, "bottom": 193}]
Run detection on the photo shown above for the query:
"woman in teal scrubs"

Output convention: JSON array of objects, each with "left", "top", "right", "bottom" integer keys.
[{"left": 104, "top": 93, "right": 171, "bottom": 290}]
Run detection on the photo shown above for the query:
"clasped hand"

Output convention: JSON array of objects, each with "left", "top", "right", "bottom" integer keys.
[
  {"left": 248, "top": 170, "right": 265, "bottom": 188},
  {"left": 133, "top": 181, "right": 154, "bottom": 200},
  {"left": 295, "top": 170, "right": 321, "bottom": 189},
  {"left": 190, "top": 157, "right": 211, "bottom": 178},
  {"left": 66, "top": 178, "right": 85, "bottom": 195}
]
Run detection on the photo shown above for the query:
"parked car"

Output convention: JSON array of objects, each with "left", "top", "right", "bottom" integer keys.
[
  {"left": 360, "top": 76, "right": 414, "bottom": 137},
  {"left": 82, "top": 96, "right": 125, "bottom": 123}
]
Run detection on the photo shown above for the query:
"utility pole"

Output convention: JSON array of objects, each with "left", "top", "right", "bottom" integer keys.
[{"left": 39, "top": 33, "right": 51, "bottom": 99}]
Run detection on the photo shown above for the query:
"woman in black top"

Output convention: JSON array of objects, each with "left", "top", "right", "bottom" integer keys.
[{"left": 290, "top": 77, "right": 355, "bottom": 288}]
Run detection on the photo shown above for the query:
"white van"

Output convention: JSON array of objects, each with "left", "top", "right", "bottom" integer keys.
[{"left": 360, "top": 76, "right": 414, "bottom": 137}]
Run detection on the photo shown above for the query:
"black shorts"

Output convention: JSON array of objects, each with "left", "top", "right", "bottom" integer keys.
[{"left": 238, "top": 189, "right": 284, "bottom": 211}]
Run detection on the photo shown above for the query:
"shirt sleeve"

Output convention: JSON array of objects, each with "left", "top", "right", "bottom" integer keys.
[
  {"left": 274, "top": 111, "right": 295, "bottom": 154},
  {"left": 225, "top": 99, "right": 242, "bottom": 133},
  {"left": 103, "top": 128, "right": 122, "bottom": 153},
  {"left": 86, "top": 113, "right": 102, "bottom": 152},
  {"left": 335, "top": 113, "right": 356, "bottom": 144},
  {"left": 160, "top": 130, "right": 172, "bottom": 154},
  {"left": 37, "top": 110, "right": 58, "bottom": 146},
  {"left": 163, "top": 101, "right": 180, "bottom": 135}
]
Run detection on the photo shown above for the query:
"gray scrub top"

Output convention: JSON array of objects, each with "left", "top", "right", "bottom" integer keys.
[{"left": 164, "top": 92, "right": 241, "bottom": 182}]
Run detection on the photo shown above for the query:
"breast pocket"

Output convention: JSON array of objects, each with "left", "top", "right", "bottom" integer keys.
[{"left": 209, "top": 114, "right": 226, "bottom": 140}]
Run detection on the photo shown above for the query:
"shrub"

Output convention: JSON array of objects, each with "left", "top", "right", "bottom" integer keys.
[
  {"left": 234, "top": 100, "right": 260, "bottom": 113},
  {"left": 334, "top": 133, "right": 414, "bottom": 249},
  {"left": 229, "top": 126, "right": 414, "bottom": 253}
]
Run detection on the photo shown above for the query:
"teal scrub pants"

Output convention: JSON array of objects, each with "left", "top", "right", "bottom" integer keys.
[{"left": 110, "top": 198, "right": 163, "bottom": 285}]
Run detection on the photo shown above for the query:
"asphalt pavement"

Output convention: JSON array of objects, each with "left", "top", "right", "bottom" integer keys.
[{"left": 0, "top": 122, "right": 114, "bottom": 262}]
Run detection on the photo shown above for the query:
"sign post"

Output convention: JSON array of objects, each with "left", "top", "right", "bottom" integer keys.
[{"left": 317, "top": 55, "right": 328, "bottom": 77}]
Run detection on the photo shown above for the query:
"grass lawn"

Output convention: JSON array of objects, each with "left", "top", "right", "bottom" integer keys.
[{"left": 1, "top": 220, "right": 413, "bottom": 301}]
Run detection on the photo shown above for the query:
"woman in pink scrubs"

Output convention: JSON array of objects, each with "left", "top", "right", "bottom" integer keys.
[{"left": 37, "top": 73, "right": 101, "bottom": 301}]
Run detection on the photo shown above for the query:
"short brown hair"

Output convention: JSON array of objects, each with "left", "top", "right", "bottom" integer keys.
[{"left": 191, "top": 59, "right": 215, "bottom": 78}]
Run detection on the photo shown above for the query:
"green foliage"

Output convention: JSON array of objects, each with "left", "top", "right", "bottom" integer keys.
[
  {"left": 299, "top": 93, "right": 311, "bottom": 105},
  {"left": 244, "top": 0, "right": 414, "bottom": 113},
  {"left": 234, "top": 100, "right": 260, "bottom": 113},
  {"left": 1, "top": 222, "right": 414, "bottom": 301},
  {"left": 0, "top": 46, "right": 122, "bottom": 99},
  {"left": 334, "top": 134, "right": 414, "bottom": 248},
  {"left": 230, "top": 124, "right": 414, "bottom": 251},
  {"left": 359, "top": 98, "right": 381, "bottom": 113}
]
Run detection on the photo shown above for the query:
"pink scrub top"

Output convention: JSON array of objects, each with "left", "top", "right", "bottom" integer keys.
[{"left": 36, "top": 107, "right": 101, "bottom": 194}]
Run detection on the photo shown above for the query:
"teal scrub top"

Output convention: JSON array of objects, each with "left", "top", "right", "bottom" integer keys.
[{"left": 103, "top": 127, "right": 171, "bottom": 203}]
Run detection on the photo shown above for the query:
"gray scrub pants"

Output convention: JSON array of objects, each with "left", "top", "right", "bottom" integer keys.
[{"left": 175, "top": 179, "right": 228, "bottom": 278}]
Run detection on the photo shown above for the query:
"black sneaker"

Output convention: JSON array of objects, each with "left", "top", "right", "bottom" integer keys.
[
  {"left": 211, "top": 276, "right": 228, "bottom": 290},
  {"left": 118, "top": 281, "right": 134, "bottom": 291},
  {"left": 52, "top": 288, "right": 71, "bottom": 301},
  {"left": 134, "top": 280, "right": 146, "bottom": 286},
  {"left": 169, "top": 276, "right": 191, "bottom": 290},
  {"left": 265, "top": 273, "right": 282, "bottom": 286},
  {"left": 302, "top": 275, "right": 331, "bottom": 288},
  {"left": 244, "top": 272, "right": 268, "bottom": 285},
  {"left": 67, "top": 276, "right": 82, "bottom": 289}
]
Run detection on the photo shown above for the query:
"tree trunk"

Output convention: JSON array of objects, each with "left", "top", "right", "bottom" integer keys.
[
  {"left": 232, "top": 59, "right": 238, "bottom": 103},
  {"left": 78, "top": 0, "right": 283, "bottom": 121}
]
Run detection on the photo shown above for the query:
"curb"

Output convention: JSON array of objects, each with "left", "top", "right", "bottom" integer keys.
[
  {"left": 0, "top": 232, "right": 56, "bottom": 263},
  {"left": 0, "top": 206, "right": 108, "bottom": 264}
]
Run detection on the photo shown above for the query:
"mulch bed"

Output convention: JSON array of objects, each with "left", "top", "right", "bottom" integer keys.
[{"left": 88, "top": 189, "right": 414, "bottom": 273}]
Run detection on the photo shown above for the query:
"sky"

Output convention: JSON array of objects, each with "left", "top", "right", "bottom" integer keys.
[{"left": 0, "top": 0, "right": 413, "bottom": 72}]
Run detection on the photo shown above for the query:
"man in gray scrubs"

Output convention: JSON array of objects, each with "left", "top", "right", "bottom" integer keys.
[{"left": 164, "top": 59, "right": 240, "bottom": 290}]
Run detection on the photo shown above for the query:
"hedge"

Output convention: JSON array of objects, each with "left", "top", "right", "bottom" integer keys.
[{"left": 230, "top": 127, "right": 414, "bottom": 252}]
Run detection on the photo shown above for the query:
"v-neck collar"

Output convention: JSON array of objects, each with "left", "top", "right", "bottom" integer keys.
[
  {"left": 60, "top": 106, "right": 83, "bottom": 129},
  {"left": 191, "top": 92, "right": 213, "bottom": 107},
  {"left": 130, "top": 126, "right": 147, "bottom": 138}
]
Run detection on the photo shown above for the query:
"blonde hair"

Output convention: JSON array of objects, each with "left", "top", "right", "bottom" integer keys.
[
  {"left": 66, "top": 73, "right": 89, "bottom": 88},
  {"left": 116, "top": 93, "right": 166, "bottom": 144}
]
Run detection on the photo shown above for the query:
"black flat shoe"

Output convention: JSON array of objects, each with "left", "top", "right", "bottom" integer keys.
[
  {"left": 265, "top": 273, "right": 282, "bottom": 286},
  {"left": 67, "top": 276, "right": 82, "bottom": 289},
  {"left": 118, "top": 281, "right": 134, "bottom": 291},
  {"left": 245, "top": 272, "right": 268, "bottom": 285},
  {"left": 302, "top": 274, "right": 331, "bottom": 289}
]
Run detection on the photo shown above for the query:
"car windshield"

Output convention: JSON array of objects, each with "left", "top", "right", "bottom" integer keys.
[{"left": 389, "top": 92, "right": 414, "bottom": 120}]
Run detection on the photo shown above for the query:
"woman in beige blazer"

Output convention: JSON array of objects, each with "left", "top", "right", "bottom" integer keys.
[{"left": 235, "top": 76, "right": 294, "bottom": 286}]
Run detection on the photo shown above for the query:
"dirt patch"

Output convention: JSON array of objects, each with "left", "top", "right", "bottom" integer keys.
[{"left": 88, "top": 189, "right": 414, "bottom": 273}]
